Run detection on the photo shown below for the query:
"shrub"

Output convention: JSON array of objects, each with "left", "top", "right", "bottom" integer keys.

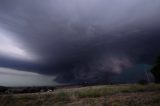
[{"left": 54, "top": 92, "right": 71, "bottom": 102}]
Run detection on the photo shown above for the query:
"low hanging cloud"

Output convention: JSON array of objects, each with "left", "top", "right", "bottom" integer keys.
[
  {"left": 0, "top": 67, "right": 57, "bottom": 86},
  {"left": 0, "top": 0, "right": 160, "bottom": 84}
]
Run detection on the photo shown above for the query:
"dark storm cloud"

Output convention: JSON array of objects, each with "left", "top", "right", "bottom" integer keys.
[{"left": 0, "top": 0, "right": 160, "bottom": 83}]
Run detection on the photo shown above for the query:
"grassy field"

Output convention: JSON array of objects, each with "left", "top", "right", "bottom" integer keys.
[{"left": 0, "top": 84, "right": 160, "bottom": 106}]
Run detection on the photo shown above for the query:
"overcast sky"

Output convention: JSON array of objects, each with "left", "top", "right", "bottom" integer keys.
[{"left": 0, "top": 0, "right": 160, "bottom": 86}]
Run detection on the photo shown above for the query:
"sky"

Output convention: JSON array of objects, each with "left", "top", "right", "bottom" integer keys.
[{"left": 0, "top": 0, "right": 160, "bottom": 86}]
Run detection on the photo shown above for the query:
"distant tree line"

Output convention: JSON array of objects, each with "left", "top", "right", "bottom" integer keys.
[{"left": 0, "top": 86, "right": 55, "bottom": 94}]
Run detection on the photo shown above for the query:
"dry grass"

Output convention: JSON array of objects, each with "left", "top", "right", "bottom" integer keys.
[
  {"left": 68, "top": 92, "right": 160, "bottom": 106},
  {"left": 0, "top": 84, "right": 160, "bottom": 106}
]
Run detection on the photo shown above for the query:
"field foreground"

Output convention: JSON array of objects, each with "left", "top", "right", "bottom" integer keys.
[{"left": 0, "top": 84, "right": 160, "bottom": 106}]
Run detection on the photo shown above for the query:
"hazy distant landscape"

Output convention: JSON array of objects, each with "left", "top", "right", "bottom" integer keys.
[{"left": 0, "top": 84, "right": 160, "bottom": 106}]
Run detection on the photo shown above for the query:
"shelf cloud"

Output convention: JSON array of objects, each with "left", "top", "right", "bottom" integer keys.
[{"left": 0, "top": 0, "right": 160, "bottom": 85}]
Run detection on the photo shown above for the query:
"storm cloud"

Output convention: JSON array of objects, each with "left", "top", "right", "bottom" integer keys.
[{"left": 0, "top": 0, "right": 160, "bottom": 84}]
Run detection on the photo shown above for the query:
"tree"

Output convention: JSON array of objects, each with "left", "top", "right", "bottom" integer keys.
[{"left": 151, "top": 56, "right": 160, "bottom": 83}]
